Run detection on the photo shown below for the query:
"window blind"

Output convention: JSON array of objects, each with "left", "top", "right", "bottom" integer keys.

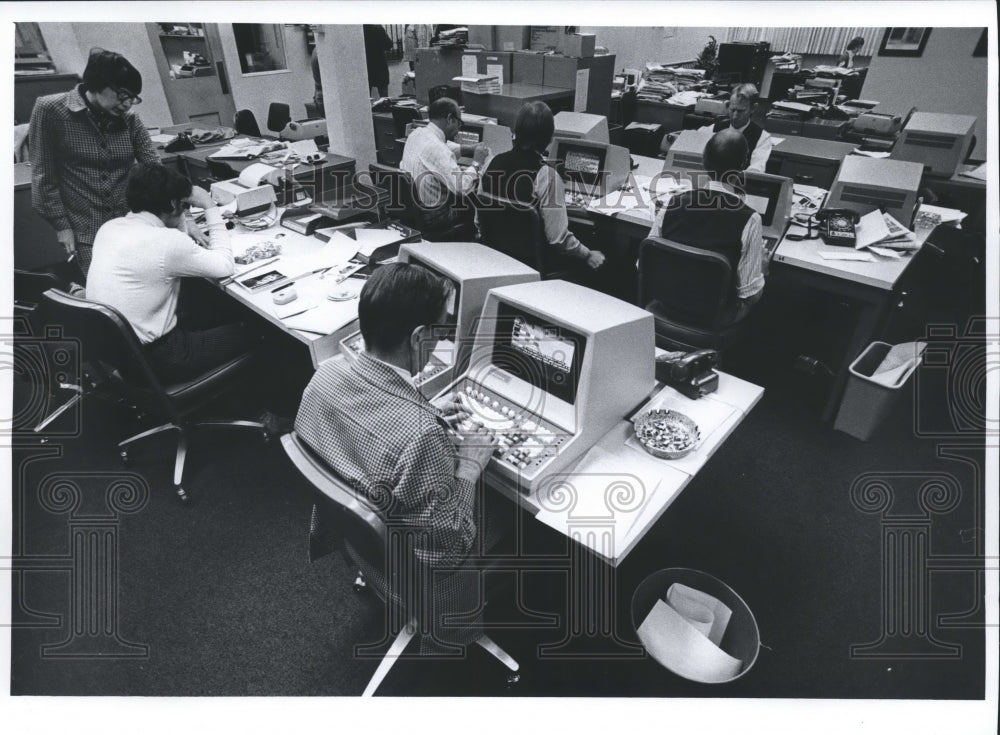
[{"left": 724, "top": 27, "right": 883, "bottom": 56}]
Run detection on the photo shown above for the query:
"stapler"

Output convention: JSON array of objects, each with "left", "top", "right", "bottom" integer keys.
[{"left": 655, "top": 349, "right": 719, "bottom": 399}]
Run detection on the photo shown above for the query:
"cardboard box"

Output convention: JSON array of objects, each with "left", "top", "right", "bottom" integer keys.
[
  {"left": 560, "top": 33, "right": 596, "bottom": 58},
  {"left": 494, "top": 25, "right": 529, "bottom": 52},
  {"left": 529, "top": 26, "right": 563, "bottom": 52},
  {"left": 543, "top": 55, "right": 578, "bottom": 90},
  {"left": 415, "top": 47, "right": 465, "bottom": 104},
  {"left": 512, "top": 51, "right": 544, "bottom": 86}
]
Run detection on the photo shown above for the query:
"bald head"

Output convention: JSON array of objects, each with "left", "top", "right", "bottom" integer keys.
[{"left": 703, "top": 128, "right": 748, "bottom": 182}]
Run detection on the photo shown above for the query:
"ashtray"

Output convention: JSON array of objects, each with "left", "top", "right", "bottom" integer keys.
[
  {"left": 634, "top": 409, "right": 700, "bottom": 459},
  {"left": 327, "top": 287, "right": 358, "bottom": 302}
]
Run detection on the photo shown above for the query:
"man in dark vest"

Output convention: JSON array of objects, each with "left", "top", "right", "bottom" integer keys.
[
  {"left": 480, "top": 101, "right": 607, "bottom": 286},
  {"left": 699, "top": 83, "right": 773, "bottom": 173},
  {"left": 656, "top": 128, "right": 766, "bottom": 324}
]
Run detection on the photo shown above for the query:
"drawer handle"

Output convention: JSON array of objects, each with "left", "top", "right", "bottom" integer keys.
[{"left": 794, "top": 173, "right": 815, "bottom": 183}]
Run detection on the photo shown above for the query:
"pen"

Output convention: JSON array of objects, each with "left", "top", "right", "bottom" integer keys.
[{"left": 271, "top": 281, "right": 295, "bottom": 293}]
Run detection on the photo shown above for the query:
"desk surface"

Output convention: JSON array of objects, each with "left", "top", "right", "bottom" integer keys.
[
  {"left": 490, "top": 370, "right": 764, "bottom": 567},
  {"left": 467, "top": 83, "right": 574, "bottom": 102},
  {"left": 220, "top": 219, "right": 365, "bottom": 367}
]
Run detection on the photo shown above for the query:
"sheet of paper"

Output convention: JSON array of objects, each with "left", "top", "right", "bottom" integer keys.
[
  {"left": 769, "top": 136, "right": 785, "bottom": 146},
  {"left": 272, "top": 295, "right": 317, "bottom": 320},
  {"left": 666, "top": 583, "right": 734, "bottom": 647},
  {"left": 282, "top": 297, "right": 359, "bottom": 336},
  {"left": 958, "top": 162, "right": 986, "bottom": 181},
  {"left": 353, "top": 228, "right": 401, "bottom": 256},
  {"left": 819, "top": 250, "right": 876, "bottom": 261},
  {"left": 587, "top": 191, "right": 647, "bottom": 217},
  {"left": 288, "top": 139, "right": 320, "bottom": 155},
  {"left": 637, "top": 600, "right": 743, "bottom": 683},
  {"left": 238, "top": 162, "right": 278, "bottom": 188},
  {"left": 486, "top": 63, "right": 504, "bottom": 87},
  {"left": 855, "top": 210, "right": 890, "bottom": 249},
  {"left": 316, "top": 230, "right": 362, "bottom": 257},
  {"left": 574, "top": 69, "right": 590, "bottom": 111},
  {"left": 461, "top": 54, "right": 478, "bottom": 77},
  {"left": 867, "top": 245, "right": 903, "bottom": 259}
]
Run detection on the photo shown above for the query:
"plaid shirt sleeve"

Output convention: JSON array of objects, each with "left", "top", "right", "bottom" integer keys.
[
  {"left": 28, "top": 96, "right": 71, "bottom": 233},
  {"left": 130, "top": 116, "right": 159, "bottom": 165},
  {"left": 393, "top": 426, "right": 477, "bottom": 567}
]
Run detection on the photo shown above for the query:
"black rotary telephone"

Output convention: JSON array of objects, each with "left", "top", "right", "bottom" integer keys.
[
  {"left": 655, "top": 349, "right": 719, "bottom": 399},
  {"left": 814, "top": 208, "right": 860, "bottom": 247}
]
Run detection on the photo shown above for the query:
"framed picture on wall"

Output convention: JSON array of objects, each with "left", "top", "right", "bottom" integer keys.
[{"left": 878, "top": 28, "right": 932, "bottom": 57}]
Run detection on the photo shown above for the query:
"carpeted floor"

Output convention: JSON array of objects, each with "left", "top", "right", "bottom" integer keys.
[{"left": 8, "top": 305, "right": 986, "bottom": 699}]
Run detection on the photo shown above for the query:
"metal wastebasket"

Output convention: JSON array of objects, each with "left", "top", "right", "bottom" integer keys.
[{"left": 834, "top": 341, "right": 923, "bottom": 440}]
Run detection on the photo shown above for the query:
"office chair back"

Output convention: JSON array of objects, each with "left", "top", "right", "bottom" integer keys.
[
  {"left": 428, "top": 85, "right": 461, "bottom": 105},
  {"left": 266, "top": 102, "right": 292, "bottom": 134},
  {"left": 368, "top": 163, "right": 419, "bottom": 226},
  {"left": 207, "top": 159, "right": 238, "bottom": 181},
  {"left": 14, "top": 269, "right": 60, "bottom": 322},
  {"left": 390, "top": 105, "right": 423, "bottom": 140},
  {"left": 638, "top": 237, "right": 742, "bottom": 351},
  {"left": 476, "top": 191, "right": 554, "bottom": 276},
  {"left": 41, "top": 289, "right": 181, "bottom": 422},
  {"left": 234, "top": 109, "right": 262, "bottom": 137}
]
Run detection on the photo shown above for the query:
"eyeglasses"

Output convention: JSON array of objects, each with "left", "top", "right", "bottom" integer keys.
[{"left": 111, "top": 87, "right": 142, "bottom": 105}]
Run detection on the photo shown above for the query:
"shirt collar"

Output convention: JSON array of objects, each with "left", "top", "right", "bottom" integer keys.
[
  {"left": 426, "top": 123, "right": 447, "bottom": 144},
  {"left": 366, "top": 353, "right": 416, "bottom": 388},
  {"left": 66, "top": 85, "right": 89, "bottom": 114},
  {"left": 706, "top": 179, "right": 739, "bottom": 197},
  {"left": 126, "top": 211, "right": 168, "bottom": 228}
]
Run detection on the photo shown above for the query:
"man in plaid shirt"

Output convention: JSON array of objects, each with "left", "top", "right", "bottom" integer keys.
[
  {"left": 296, "top": 263, "right": 499, "bottom": 570},
  {"left": 30, "top": 48, "right": 158, "bottom": 277}
]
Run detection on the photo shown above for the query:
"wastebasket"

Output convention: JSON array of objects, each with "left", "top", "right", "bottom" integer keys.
[
  {"left": 631, "top": 568, "right": 760, "bottom": 684},
  {"left": 834, "top": 341, "right": 923, "bottom": 440}
]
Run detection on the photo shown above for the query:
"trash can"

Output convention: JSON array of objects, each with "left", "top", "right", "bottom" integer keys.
[
  {"left": 631, "top": 568, "right": 760, "bottom": 684},
  {"left": 834, "top": 341, "right": 923, "bottom": 441}
]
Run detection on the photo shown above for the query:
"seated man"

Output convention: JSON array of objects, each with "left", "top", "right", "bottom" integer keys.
[
  {"left": 87, "top": 162, "right": 253, "bottom": 383},
  {"left": 479, "top": 101, "right": 606, "bottom": 281},
  {"left": 654, "top": 128, "right": 766, "bottom": 324},
  {"left": 698, "top": 83, "right": 772, "bottom": 173},
  {"left": 295, "top": 263, "right": 503, "bottom": 648},
  {"left": 399, "top": 97, "right": 488, "bottom": 238}
]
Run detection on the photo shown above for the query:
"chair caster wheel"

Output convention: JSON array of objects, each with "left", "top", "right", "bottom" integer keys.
[
  {"left": 175, "top": 486, "right": 190, "bottom": 503},
  {"left": 119, "top": 449, "right": 131, "bottom": 467},
  {"left": 506, "top": 672, "right": 521, "bottom": 687},
  {"left": 40, "top": 437, "right": 49, "bottom": 445},
  {"left": 261, "top": 430, "right": 272, "bottom": 443},
  {"left": 353, "top": 574, "right": 367, "bottom": 592}
]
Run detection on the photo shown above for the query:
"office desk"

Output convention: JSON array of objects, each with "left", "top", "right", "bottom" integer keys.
[
  {"left": 463, "top": 84, "right": 574, "bottom": 127},
  {"left": 488, "top": 370, "right": 764, "bottom": 567},
  {"left": 219, "top": 223, "right": 367, "bottom": 368},
  {"left": 766, "top": 136, "right": 857, "bottom": 188}
]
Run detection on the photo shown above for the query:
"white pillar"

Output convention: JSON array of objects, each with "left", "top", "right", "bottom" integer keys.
[{"left": 315, "top": 25, "right": 377, "bottom": 171}]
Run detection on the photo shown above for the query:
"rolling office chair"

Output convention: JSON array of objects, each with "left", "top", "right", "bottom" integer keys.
[
  {"left": 13, "top": 269, "right": 90, "bottom": 434},
  {"left": 233, "top": 109, "right": 262, "bottom": 137},
  {"left": 476, "top": 191, "right": 570, "bottom": 280},
  {"left": 637, "top": 236, "right": 750, "bottom": 352},
  {"left": 41, "top": 289, "right": 266, "bottom": 503},
  {"left": 368, "top": 163, "right": 420, "bottom": 226},
  {"left": 280, "top": 431, "right": 520, "bottom": 696},
  {"left": 207, "top": 159, "right": 238, "bottom": 181},
  {"left": 266, "top": 102, "right": 292, "bottom": 135}
]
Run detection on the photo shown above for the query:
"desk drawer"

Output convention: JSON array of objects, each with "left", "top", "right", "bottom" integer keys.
[{"left": 775, "top": 156, "right": 840, "bottom": 189}]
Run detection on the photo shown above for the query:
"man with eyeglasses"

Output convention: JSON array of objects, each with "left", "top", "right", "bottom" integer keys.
[{"left": 30, "top": 48, "right": 159, "bottom": 277}]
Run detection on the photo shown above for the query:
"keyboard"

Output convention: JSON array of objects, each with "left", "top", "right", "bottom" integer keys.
[{"left": 763, "top": 236, "right": 779, "bottom": 260}]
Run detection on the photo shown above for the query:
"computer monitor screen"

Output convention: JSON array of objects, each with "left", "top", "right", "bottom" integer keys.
[
  {"left": 491, "top": 302, "right": 586, "bottom": 405},
  {"left": 558, "top": 143, "right": 606, "bottom": 188},
  {"left": 456, "top": 126, "right": 483, "bottom": 147},
  {"left": 738, "top": 175, "right": 784, "bottom": 228},
  {"left": 716, "top": 43, "right": 756, "bottom": 81},
  {"left": 410, "top": 259, "right": 460, "bottom": 328}
]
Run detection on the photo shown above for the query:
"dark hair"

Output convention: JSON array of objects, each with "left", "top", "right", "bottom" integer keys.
[
  {"left": 428, "top": 97, "right": 460, "bottom": 122},
  {"left": 703, "top": 129, "right": 748, "bottom": 182},
  {"left": 358, "top": 263, "right": 452, "bottom": 353},
  {"left": 513, "top": 101, "right": 554, "bottom": 152},
  {"left": 125, "top": 163, "right": 192, "bottom": 216},
  {"left": 82, "top": 48, "right": 142, "bottom": 96},
  {"left": 847, "top": 36, "right": 865, "bottom": 51}
]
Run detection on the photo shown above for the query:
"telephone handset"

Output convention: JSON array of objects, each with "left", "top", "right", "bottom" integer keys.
[
  {"left": 815, "top": 208, "right": 860, "bottom": 247},
  {"left": 655, "top": 349, "right": 719, "bottom": 399}
]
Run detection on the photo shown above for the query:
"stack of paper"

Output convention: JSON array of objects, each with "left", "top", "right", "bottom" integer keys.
[
  {"left": 958, "top": 162, "right": 987, "bottom": 181},
  {"left": 454, "top": 74, "right": 501, "bottom": 94},
  {"left": 856, "top": 210, "right": 917, "bottom": 251}
]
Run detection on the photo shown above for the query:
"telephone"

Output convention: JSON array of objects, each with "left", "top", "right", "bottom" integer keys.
[
  {"left": 655, "top": 349, "right": 719, "bottom": 399},
  {"left": 815, "top": 208, "right": 860, "bottom": 247}
]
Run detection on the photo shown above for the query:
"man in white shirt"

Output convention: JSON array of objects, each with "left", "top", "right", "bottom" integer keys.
[
  {"left": 696, "top": 83, "right": 772, "bottom": 173},
  {"left": 87, "top": 162, "right": 253, "bottom": 383},
  {"left": 400, "top": 97, "right": 488, "bottom": 237}
]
